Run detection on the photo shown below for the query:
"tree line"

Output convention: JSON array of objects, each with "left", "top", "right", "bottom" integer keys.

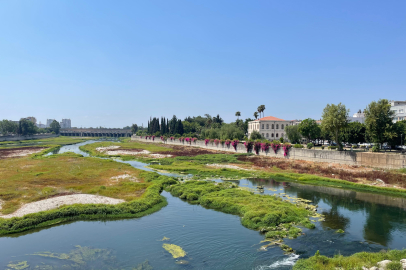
[
  {"left": 0, "top": 119, "right": 61, "bottom": 136},
  {"left": 285, "top": 99, "right": 405, "bottom": 151}
]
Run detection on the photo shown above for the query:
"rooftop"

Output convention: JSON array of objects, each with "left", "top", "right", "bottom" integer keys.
[{"left": 257, "top": 116, "right": 286, "bottom": 121}]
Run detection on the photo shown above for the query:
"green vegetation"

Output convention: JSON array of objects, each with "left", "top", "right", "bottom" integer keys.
[
  {"left": 293, "top": 249, "right": 406, "bottom": 270},
  {"left": 0, "top": 136, "right": 89, "bottom": 147},
  {"left": 285, "top": 124, "right": 302, "bottom": 144},
  {"left": 299, "top": 118, "right": 321, "bottom": 142},
  {"left": 79, "top": 140, "right": 172, "bottom": 157},
  {"left": 321, "top": 103, "right": 349, "bottom": 150},
  {"left": 166, "top": 181, "right": 315, "bottom": 247},
  {"left": 162, "top": 243, "right": 187, "bottom": 258}
]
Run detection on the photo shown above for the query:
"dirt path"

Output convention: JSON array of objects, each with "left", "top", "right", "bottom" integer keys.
[{"left": 0, "top": 147, "right": 45, "bottom": 159}]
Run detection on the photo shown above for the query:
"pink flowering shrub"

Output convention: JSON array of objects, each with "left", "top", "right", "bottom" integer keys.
[
  {"left": 145, "top": 136, "right": 148, "bottom": 140},
  {"left": 160, "top": 136, "right": 164, "bottom": 141},
  {"left": 283, "top": 143, "right": 292, "bottom": 156},
  {"left": 204, "top": 139, "right": 210, "bottom": 146},
  {"left": 254, "top": 142, "right": 262, "bottom": 155},
  {"left": 192, "top": 137, "right": 197, "bottom": 142},
  {"left": 244, "top": 141, "right": 253, "bottom": 153},
  {"left": 152, "top": 135, "right": 156, "bottom": 141},
  {"left": 261, "top": 142, "right": 270, "bottom": 152},
  {"left": 231, "top": 140, "right": 239, "bottom": 151},
  {"left": 140, "top": 136, "right": 143, "bottom": 139},
  {"left": 214, "top": 139, "right": 219, "bottom": 146},
  {"left": 270, "top": 142, "right": 280, "bottom": 154},
  {"left": 225, "top": 139, "right": 231, "bottom": 147},
  {"left": 170, "top": 136, "right": 174, "bottom": 141}
]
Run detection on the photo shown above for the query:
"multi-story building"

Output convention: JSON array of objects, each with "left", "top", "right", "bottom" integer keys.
[
  {"left": 26, "top": 117, "right": 37, "bottom": 124},
  {"left": 390, "top": 100, "right": 406, "bottom": 122},
  {"left": 46, "top": 119, "right": 56, "bottom": 127},
  {"left": 60, "top": 119, "right": 72, "bottom": 129},
  {"left": 348, "top": 110, "right": 366, "bottom": 124},
  {"left": 248, "top": 116, "right": 296, "bottom": 141}
]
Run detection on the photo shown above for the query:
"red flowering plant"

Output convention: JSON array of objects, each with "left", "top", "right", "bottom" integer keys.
[
  {"left": 204, "top": 139, "right": 210, "bottom": 146},
  {"left": 178, "top": 137, "right": 182, "bottom": 142},
  {"left": 231, "top": 139, "right": 239, "bottom": 151},
  {"left": 225, "top": 139, "right": 231, "bottom": 147},
  {"left": 261, "top": 141, "right": 270, "bottom": 152},
  {"left": 192, "top": 137, "right": 197, "bottom": 143},
  {"left": 185, "top": 137, "right": 191, "bottom": 144},
  {"left": 254, "top": 141, "right": 262, "bottom": 155},
  {"left": 244, "top": 140, "right": 253, "bottom": 153},
  {"left": 152, "top": 135, "right": 156, "bottom": 141},
  {"left": 170, "top": 136, "right": 174, "bottom": 141},
  {"left": 270, "top": 141, "right": 280, "bottom": 154},
  {"left": 140, "top": 136, "right": 143, "bottom": 139},
  {"left": 283, "top": 143, "right": 292, "bottom": 156},
  {"left": 214, "top": 139, "right": 219, "bottom": 146},
  {"left": 145, "top": 136, "right": 148, "bottom": 140},
  {"left": 160, "top": 136, "right": 164, "bottom": 141},
  {"left": 180, "top": 137, "right": 185, "bottom": 142}
]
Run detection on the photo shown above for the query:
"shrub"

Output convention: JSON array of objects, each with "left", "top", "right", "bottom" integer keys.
[
  {"left": 214, "top": 139, "right": 219, "bottom": 146},
  {"left": 244, "top": 140, "right": 254, "bottom": 153},
  {"left": 279, "top": 137, "right": 284, "bottom": 143},
  {"left": 293, "top": 144, "right": 304, "bottom": 148},
  {"left": 170, "top": 136, "right": 174, "bottom": 141},
  {"left": 271, "top": 142, "right": 280, "bottom": 153},
  {"left": 225, "top": 139, "right": 231, "bottom": 146},
  {"left": 192, "top": 137, "right": 197, "bottom": 143},
  {"left": 307, "top": 143, "right": 314, "bottom": 149},
  {"left": 204, "top": 139, "right": 210, "bottom": 146},
  {"left": 372, "top": 146, "right": 379, "bottom": 152},
  {"left": 282, "top": 143, "right": 292, "bottom": 156},
  {"left": 254, "top": 141, "right": 262, "bottom": 155},
  {"left": 321, "top": 146, "right": 325, "bottom": 150},
  {"left": 261, "top": 141, "right": 270, "bottom": 152},
  {"left": 231, "top": 139, "right": 239, "bottom": 151},
  {"left": 386, "top": 261, "right": 403, "bottom": 270},
  {"left": 152, "top": 135, "right": 155, "bottom": 141},
  {"left": 328, "top": 145, "right": 338, "bottom": 150}
]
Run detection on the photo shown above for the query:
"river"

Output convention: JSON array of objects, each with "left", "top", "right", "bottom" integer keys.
[{"left": 1, "top": 141, "right": 405, "bottom": 269}]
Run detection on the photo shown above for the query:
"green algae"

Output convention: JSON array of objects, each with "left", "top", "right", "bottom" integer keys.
[
  {"left": 162, "top": 243, "right": 187, "bottom": 258},
  {"left": 6, "top": 261, "right": 29, "bottom": 269},
  {"left": 159, "top": 236, "right": 170, "bottom": 241}
]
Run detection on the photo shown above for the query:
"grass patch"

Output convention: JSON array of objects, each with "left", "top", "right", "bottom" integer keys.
[
  {"left": 79, "top": 141, "right": 172, "bottom": 158},
  {"left": 0, "top": 137, "right": 89, "bottom": 148},
  {"left": 0, "top": 152, "right": 159, "bottom": 214},
  {"left": 166, "top": 181, "right": 315, "bottom": 249},
  {"left": 293, "top": 249, "right": 406, "bottom": 270}
]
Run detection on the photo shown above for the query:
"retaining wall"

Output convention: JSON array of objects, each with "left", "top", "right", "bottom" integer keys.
[
  {"left": 0, "top": 134, "right": 59, "bottom": 142},
  {"left": 131, "top": 136, "right": 406, "bottom": 169}
]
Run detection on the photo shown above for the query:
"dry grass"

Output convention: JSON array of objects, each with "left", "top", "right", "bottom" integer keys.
[{"left": 0, "top": 153, "right": 149, "bottom": 214}]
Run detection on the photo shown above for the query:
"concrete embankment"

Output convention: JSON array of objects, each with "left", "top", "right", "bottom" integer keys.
[{"left": 131, "top": 136, "right": 406, "bottom": 169}]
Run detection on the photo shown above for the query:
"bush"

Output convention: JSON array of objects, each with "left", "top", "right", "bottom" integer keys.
[
  {"left": 372, "top": 146, "right": 379, "bottom": 152},
  {"left": 307, "top": 143, "right": 314, "bottom": 149},
  {"left": 279, "top": 137, "right": 284, "bottom": 143},
  {"left": 387, "top": 261, "right": 403, "bottom": 270},
  {"left": 321, "top": 146, "right": 324, "bottom": 150},
  {"left": 294, "top": 144, "right": 304, "bottom": 148},
  {"left": 328, "top": 145, "right": 338, "bottom": 150}
]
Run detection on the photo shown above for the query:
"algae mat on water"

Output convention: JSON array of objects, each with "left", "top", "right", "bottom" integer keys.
[
  {"left": 162, "top": 243, "right": 187, "bottom": 258},
  {"left": 5, "top": 245, "right": 153, "bottom": 270}
]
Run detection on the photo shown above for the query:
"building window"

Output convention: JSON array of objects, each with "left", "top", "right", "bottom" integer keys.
[
  {"left": 276, "top": 124, "right": 279, "bottom": 129},
  {"left": 262, "top": 133, "right": 264, "bottom": 136},
  {"left": 276, "top": 133, "right": 279, "bottom": 138},
  {"left": 281, "top": 133, "right": 283, "bottom": 138},
  {"left": 266, "top": 133, "right": 269, "bottom": 138},
  {"left": 272, "top": 124, "right": 274, "bottom": 129},
  {"left": 400, "top": 109, "right": 404, "bottom": 113},
  {"left": 262, "top": 124, "right": 264, "bottom": 129},
  {"left": 271, "top": 133, "right": 274, "bottom": 137},
  {"left": 281, "top": 124, "right": 284, "bottom": 129},
  {"left": 266, "top": 124, "right": 269, "bottom": 129}
]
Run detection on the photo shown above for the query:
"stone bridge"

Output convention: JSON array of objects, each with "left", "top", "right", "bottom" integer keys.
[{"left": 60, "top": 128, "right": 132, "bottom": 137}]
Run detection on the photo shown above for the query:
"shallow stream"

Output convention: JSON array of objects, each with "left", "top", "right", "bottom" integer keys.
[{"left": 1, "top": 141, "right": 405, "bottom": 269}]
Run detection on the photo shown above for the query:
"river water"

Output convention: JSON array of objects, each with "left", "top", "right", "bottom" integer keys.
[{"left": 1, "top": 141, "right": 405, "bottom": 270}]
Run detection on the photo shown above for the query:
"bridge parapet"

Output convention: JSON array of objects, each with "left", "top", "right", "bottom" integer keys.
[{"left": 60, "top": 128, "right": 132, "bottom": 137}]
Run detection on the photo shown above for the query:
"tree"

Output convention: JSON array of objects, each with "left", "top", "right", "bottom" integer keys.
[
  {"left": 253, "top": 112, "right": 259, "bottom": 120},
  {"left": 285, "top": 125, "right": 302, "bottom": 144},
  {"left": 235, "top": 111, "right": 241, "bottom": 120},
  {"left": 0, "top": 120, "right": 18, "bottom": 135},
  {"left": 50, "top": 120, "right": 61, "bottom": 134},
  {"left": 257, "top": 105, "right": 265, "bottom": 118},
  {"left": 250, "top": 130, "right": 263, "bottom": 140},
  {"left": 387, "top": 121, "right": 406, "bottom": 148},
  {"left": 18, "top": 118, "right": 37, "bottom": 135},
  {"left": 321, "top": 103, "right": 349, "bottom": 150},
  {"left": 131, "top": 124, "right": 138, "bottom": 134},
  {"left": 341, "top": 122, "right": 366, "bottom": 144},
  {"left": 364, "top": 99, "right": 396, "bottom": 147},
  {"left": 298, "top": 118, "right": 321, "bottom": 142}
]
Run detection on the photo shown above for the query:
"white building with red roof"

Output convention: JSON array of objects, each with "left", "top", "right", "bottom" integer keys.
[{"left": 248, "top": 116, "right": 296, "bottom": 141}]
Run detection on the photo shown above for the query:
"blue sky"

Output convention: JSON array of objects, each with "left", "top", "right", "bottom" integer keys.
[{"left": 1, "top": 0, "right": 405, "bottom": 128}]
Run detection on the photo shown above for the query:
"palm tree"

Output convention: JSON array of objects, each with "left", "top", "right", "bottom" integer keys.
[
  {"left": 260, "top": 105, "right": 266, "bottom": 117},
  {"left": 254, "top": 112, "right": 259, "bottom": 119},
  {"left": 257, "top": 106, "right": 262, "bottom": 118},
  {"left": 235, "top": 111, "right": 241, "bottom": 120}
]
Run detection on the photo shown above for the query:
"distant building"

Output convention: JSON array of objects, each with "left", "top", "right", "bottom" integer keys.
[
  {"left": 248, "top": 116, "right": 296, "bottom": 141},
  {"left": 46, "top": 119, "right": 56, "bottom": 128},
  {"left": 348, "top": 109, "right": 366, "bottom": 124},
  {"left": 60, "top": 119, "right": 72, "bottom": 129},
  {"left": 36, "top": 123, "right": 47, "bottom": 128},
  {"left": 390, "top": 100, "right": 406, "bottom": 122},
  {"left": 26, "top": 117, "right": 37, "bottom": 124}
]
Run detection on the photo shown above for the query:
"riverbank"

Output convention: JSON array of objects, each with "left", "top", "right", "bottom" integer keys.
[{"left": 293, "top": 249, "right": 406, "bottom": 270}]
